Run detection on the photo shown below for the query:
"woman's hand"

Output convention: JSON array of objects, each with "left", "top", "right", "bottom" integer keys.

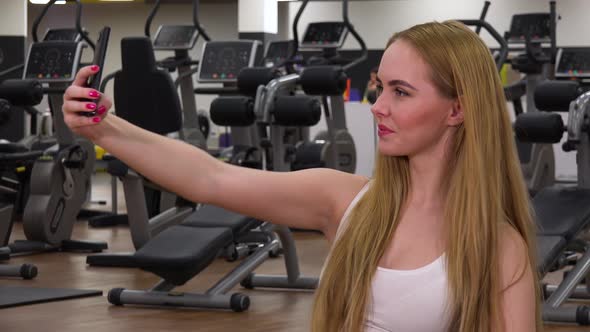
[{"left": 62, "top": 65, "right": 112, "bottom": 141}]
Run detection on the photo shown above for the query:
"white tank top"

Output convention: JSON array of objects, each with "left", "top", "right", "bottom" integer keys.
[{"left": 331, "top": 181, "right": 451, "bottom": 332}]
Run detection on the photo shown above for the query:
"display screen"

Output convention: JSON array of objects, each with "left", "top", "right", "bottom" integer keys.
[
  {"left": 301, "top": 22, "right": 347, "bottom": 48},
  {"left": 263, "top": 40, "right": 296, "bottom": 67},
  {"left": 153, "top": 25, "right": 198, "bottom": 50},
  {"left": 24, "top": 41, "right": 79, "bottom": 82},
  {"left": 198, "top": 41, "right": 256, "bottom": 82},
  {"left": 556, "top": 48, "right": 590, "bottom": 78},
  {"left": 507, "top": 13, "right": 551, "bottom": 43},
  {"left": 43, "top": 29, "right": 80, "bottom": 42}
]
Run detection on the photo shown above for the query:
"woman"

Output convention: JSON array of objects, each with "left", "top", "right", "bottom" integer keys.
[{"left": 63, "top": 21, "right": 540, "bottom": 332}]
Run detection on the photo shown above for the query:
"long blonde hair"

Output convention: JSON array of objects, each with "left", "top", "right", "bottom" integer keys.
[{"left": 311, "top": 21, "right": 541, "bottom": 332}]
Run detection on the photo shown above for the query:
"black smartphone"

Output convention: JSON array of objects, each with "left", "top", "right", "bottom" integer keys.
[{"left": 80, "top": 26, "right": 110, "bottom": 117}]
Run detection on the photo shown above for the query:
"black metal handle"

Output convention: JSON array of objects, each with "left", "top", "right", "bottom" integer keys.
[
  {"left": 193, "top": 0, "right": 211, "bottom": 41},
  {"left": 476, "top": 1, "right": 491, "bottom": 35},
  {"left": 289, "top": 0, "right": 309, "bottom": 63},
  {"left": 75, "top": 0, "right": 95, "bottom": 51},
  {"left": 342, "top": 0, "right": 368, "bottom": 71},
  {"left": 145, "top": 0, "right": 161, "bottom": 37},
  {"left": 549, "top": 1, "right": 557, "bottom": 64},
  {"left": 32, "top": 0, "right": 57, "bottom": 42},
  {"left": 458, "top": 19, "right": 508, "bottom": 71}
]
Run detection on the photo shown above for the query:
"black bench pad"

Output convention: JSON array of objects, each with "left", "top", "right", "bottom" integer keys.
[
  {"left": 536, "top": 235, "right": 567, "bottom": 275},
  {"left": 533, "top": 186, "right": 590, "bottom": 241},
  {"left": 182, "top": 204, "right": 262, "bottom": 238},
  {"left": 134, "top": 225, "right": 232, "bottom": 285}
]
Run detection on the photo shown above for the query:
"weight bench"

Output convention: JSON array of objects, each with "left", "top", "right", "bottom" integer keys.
[
  {"left": 106, "top": 221, "right": 317, "bottom": 311},
  {"left": 534, "top": 186, "right": 590, "bottom": 325}
]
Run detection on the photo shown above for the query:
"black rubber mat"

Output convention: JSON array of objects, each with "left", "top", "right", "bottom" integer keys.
[{"left": 0, "top": 286, "right": 102, "bottom": 309}]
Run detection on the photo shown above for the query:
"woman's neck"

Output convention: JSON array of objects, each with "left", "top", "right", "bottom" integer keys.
[{"left": 407, "top": 141, "right": 450, "bottom": 210}]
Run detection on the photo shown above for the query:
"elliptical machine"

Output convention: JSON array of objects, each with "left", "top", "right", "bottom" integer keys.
[
  {"left": 0, "top": 0, "right": 108, "bottom": 255},
  {"left": 0, "top": 92, "right": 39, "bottom": 279},
  {"left": 287, "top": 16, "right": 363, "bottom": 173},
  {"left": 143, "top": 0, "right": 209, "bottom": 150},
  {"left": 505, "top": 2, "right": 558, "bottom": 194}
]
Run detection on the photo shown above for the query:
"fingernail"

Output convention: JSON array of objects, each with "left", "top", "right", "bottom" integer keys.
[
  {"left": 97, "top": 105, "right": 106, "bottom": 115},
  {"left": 86, "top": 103, "right": 96, "bottom": 110},
  {"left": 89, "top": 90, "right": 100, "bottom": 98},
  {"left": 91, "top": 65, "right": 99, "bottom": 72},
  {"left": 92, "top": 117, "right": 101, "bottom": 123}
]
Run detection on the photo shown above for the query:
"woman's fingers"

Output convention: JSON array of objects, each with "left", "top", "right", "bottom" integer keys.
[{"left": 72, "top": 65, "right": 100, "bottom": 87}]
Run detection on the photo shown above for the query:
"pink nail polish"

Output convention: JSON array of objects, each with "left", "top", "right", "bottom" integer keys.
[
  {"left": 89, "top": 90, "right": 100, "bottom": 98},
  {"left": 86, "top": 103, "right": 96, "bottom": 110},
  {"left": 92, "top": 117, "right": 101, "bottom": 123},
  {"left": 97, "top": 105, "right": 106, "bottom": 115},
  {"left": 91, "top": 65, "right": 99, "bottom": 72}
]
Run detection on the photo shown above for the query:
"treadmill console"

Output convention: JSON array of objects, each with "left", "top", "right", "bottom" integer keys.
[
  {"left": 263, "top": 40, "right": 296, "bottom": 67},
  {"left": 555, "top": 48, "right": 590, "bottom": 79},
  {"left": 153, "top": 25, "right": 199, "bottom": 50},
  {"left": 506, "top": 13, "right": 551, "bottom": 44},
  {"left": 23, "top": 41, "right": 82, "bottom": 82},
  {"left": 43, "top": 28, "right": 81, "bottom": 42},
  {"left": 301, "top": 22, "right": 348, "bottom": 49},
  {"left": 197, "top": 40, "right": 260, "bottom": 83}
]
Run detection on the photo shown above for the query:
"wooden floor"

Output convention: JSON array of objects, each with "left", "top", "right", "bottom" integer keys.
[{"left": 0, "top": 174, "right": 587, "bottom": 331}]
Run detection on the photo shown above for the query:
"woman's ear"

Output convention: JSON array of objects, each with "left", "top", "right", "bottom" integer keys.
[{"left": 447, "top": 98, "right": 464, "bottom": 127}]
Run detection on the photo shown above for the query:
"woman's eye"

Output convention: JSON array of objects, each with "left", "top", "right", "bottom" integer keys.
[
  {"left": 376, "top": 85, "right": 383, "bottom": 96},
  {"left": 395, "top": 88, "right": 409, "bottom": 97}
]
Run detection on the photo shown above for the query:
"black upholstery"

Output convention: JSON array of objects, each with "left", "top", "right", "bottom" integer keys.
[
  {"left": 113, "top": 37, "right": 182, "bottom": 135},
  {"left": 182, "top": 205, "right": 262, "bottom": 238},
  {"left": 536, "top": 235, "right": 566, "bottom": 275},
  {"left": 533, "top": 186, "right": 590, "bottom": 241},
  {"left": 134, "top": 225, "right": 232, "bottom": 285}
]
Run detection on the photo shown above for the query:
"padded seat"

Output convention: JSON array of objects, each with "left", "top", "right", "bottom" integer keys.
[
  {"left": 134, "top": 225, "right": 232, "bottom": 285},
  {"left": 533, "top": 186, "right": 590, "bottom": 241},
  {"left": 536, "top": 235, "right": 567, "bottom": 275},
  {"left": 182, "top": 204, "right": 262, "bottom": 238}
]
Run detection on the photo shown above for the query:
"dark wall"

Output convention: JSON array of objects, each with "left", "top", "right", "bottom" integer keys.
[
  {"left": 0, "top": 36, "right": 25, "bottom": 81},
  {"left": 0, "top": 36, "right": 26, "bottom": 142}
]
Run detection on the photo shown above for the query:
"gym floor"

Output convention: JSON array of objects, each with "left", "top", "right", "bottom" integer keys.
[{"left": 0, "top": 174, "right": 586, "bottom": 331}]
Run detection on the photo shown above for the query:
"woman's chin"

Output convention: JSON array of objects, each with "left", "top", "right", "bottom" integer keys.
[{"left": 378, "top": 144, "right": 407, "bottom": 157}]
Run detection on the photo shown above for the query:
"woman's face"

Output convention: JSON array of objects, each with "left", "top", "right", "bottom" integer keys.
[{"left": 371, "top": 40, "right": 461, "bottom": 157}]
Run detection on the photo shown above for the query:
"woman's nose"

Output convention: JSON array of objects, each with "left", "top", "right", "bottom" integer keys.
[{"left": 371, "top": 96, "right": 388, "bottom": 118}]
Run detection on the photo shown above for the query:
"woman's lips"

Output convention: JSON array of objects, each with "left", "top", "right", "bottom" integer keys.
[{"left": 378, "top": 124, "right": 395, "bottom": 137}]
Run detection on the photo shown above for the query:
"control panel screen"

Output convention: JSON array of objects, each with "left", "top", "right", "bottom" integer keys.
[
  {"left": 507, "top": 13, "right": 551, "bottom": 43},
  {"left": 556, "top": 48, "right": 590, "bottom": 78},
  {"left": 153, "top": 25, "right": 199, "bottom": 50},
  {"left": 301, "top": 22, "right": 348, "bottom": 48},
  {"left": 43, "top": 29, "right": 80, "bottom": 42},
  {"left": 24, "top": 41, "right": 80, "bottom": 82},
  {"left": 198, "top": 41, "right": 258, "bottom": 82},
  {"left": 263, "top": 40, "right": 296, "bottom": 67}
]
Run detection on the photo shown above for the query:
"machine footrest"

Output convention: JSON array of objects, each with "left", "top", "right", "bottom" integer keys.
[
  {"left": 61, "top": 239, "right": 108, "bottom": 252},
  {"left": 240, "top": 274, "right": 318, "bottom": 290},
  {"left": 107, "top": 288, "right": 250, "bottom": 312}
]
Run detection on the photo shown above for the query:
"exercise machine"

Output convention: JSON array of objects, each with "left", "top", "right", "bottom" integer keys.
[
  {"left": 506, "top": 2, "right": 558, "bottom": 194},
  {"left": 0, "top": 0, "right": 108, "bottom": 256},
  {"left": 515, "top": 76, "right": 590, "bottom": 325},
  {"left": 0, "top": 91, "right": 40, "bottom": 279}
]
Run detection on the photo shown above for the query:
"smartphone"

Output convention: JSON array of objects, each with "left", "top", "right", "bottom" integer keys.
[{"left": 80, "top": 26, "right": 110, "bottom": 117}]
